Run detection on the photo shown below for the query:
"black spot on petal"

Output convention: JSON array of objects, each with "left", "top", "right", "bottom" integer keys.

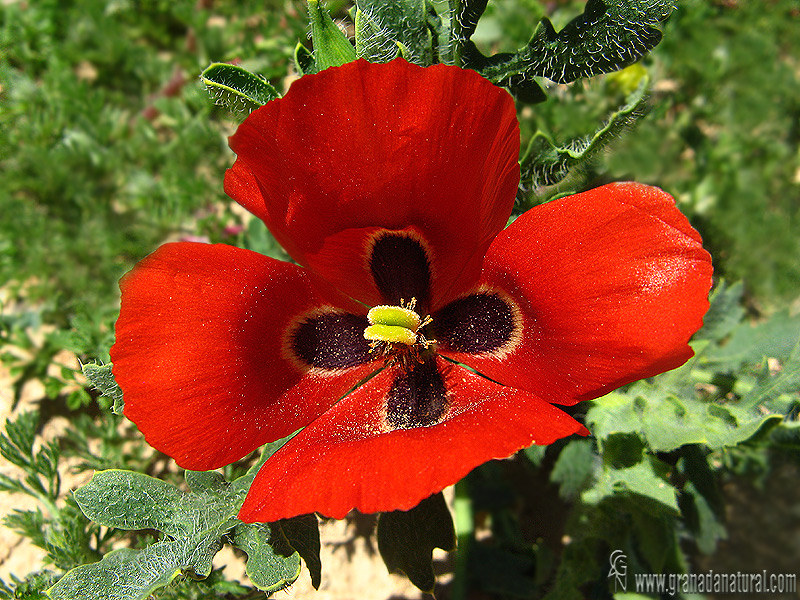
[
  {"left": 386, "top": 357, "right": 448, "bottom": 429},
  {"left": 434, "top": 292, "right": 518, "bottom": 355},
  {"left": 292, "top": 312, "right": 373, "bottom": 370},
  {"left": 369, "top": 233, "right": 431, "bottom": 307}
]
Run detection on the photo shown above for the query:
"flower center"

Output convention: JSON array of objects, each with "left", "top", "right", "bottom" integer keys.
[{"left": 364, "top": 298, "right": 434, "bottom": 371}]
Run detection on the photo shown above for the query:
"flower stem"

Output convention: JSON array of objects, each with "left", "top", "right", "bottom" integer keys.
[{"left": 451, "top": 479, "right": 474, "bottom": 600}]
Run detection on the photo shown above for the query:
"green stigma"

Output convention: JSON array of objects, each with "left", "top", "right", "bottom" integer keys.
[
  {"left": 368, "top": 305, "right": 422, "bottom": 330},
  {"left": 364, "top": 304, "right": 422, "bottom": 345},
  {"left": 364, "top": 323, "right": 419, "bottom": 345}
]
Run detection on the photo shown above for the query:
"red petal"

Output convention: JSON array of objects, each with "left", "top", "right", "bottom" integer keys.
[
  {"left": 111, "top": 242, "right": 379, "bottom": 471},
  {"left": 439, "top": 182, "right": 713, "bottom": 405},
  {"left": 238, "top": 358, "right": 585, "bottom": 522},
  {"left": 225, "top": 58, "right": 519, "bottom": 310}
]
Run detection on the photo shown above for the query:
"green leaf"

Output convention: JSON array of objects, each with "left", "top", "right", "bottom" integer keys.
[
  {"left": 184, "top": 469, "right": 227, "bottom": 494},
  {"left": 682, "top": 482, "right": 727, "bottom": 555},
  {"left": 588, "top": 389, "right": 784, "bottom": 453},
  {"left": 294, "top": 42, "right": 316, "bottom": 75},
  {"left": 377, "top": 492, "right": 456, "bottom": 593},
  {"left": 81, "top": 363, "right": 124, "bottom": 414},
  {"left": 520, "top": 74, "right": 648, "bottom": 195},
  {"left": 550, "top": 438, "right": 597, "bottom": 499},
  {"left": 200, "top": 63, "right": 280, "bottom": 116},
  {"left": 740, "top": 340, "right": 800, "bottom": 410},
  {"left": 628, "top": 509, "right": 681, "bottom": 573},
  {"left": 73, "top": 470, "right": 199, "bottom": 537},
  {"left": 523, "top": 443, "right": 547, "bottom": 467},
  {"left": 693, "top": 280, "right": 745, "bottom": 343},
  {"left": 281, "top": 514, "right": 322, "bottom": 590},
  {"left": 706, "top": 309, "right": 800, "bottom": 368},
  {"left": 52, "top": 468, "right": 302, "bottom": 600},
  {"left": 48, "top": 542, "right": 221, "bottom": 600},
  {"left": 582, "top": 457, "right": 679, "bottom": 515},
  {"left": 231, "top": 522, "right": 301, "bottom": 593},
  {"left": 465, "top": 0, "right": 675, "bottom": 84},
  {"left": 355, "top": 0, "right": 431, "bottom": 65},
  {"left": 308, "top": 0, "right": 357, "bottom": 71}
]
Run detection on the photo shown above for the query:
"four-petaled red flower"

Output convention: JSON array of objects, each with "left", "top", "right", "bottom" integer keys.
[{"left": 110, "top": 59, "right": 712, "bottom": 523}]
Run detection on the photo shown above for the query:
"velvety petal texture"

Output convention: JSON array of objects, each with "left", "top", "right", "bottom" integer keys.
[
  {"left": 239, "top": 357, "right": 586, "bottom": 522},
  {"left": 111, "top": 242, "right": 379, "bottom": 470},
  {"left": 436, "top": 182, "right": 713, "bottom": 405},
  {"left": 225, "top": 58, "right": 520, "bottom": 310}
]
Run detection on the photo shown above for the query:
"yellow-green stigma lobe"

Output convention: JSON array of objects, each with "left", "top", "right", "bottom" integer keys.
[
  {"left": 365, "top": 304, "right": 421, "bottom": 346},
  {"left": 364, "top": 323, "right": 418, "bottom": 346},
  {"left": 367, "top": 305, "right": 422, "bottom": 332}
]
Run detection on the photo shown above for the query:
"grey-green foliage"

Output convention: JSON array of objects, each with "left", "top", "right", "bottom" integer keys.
[
  {"left": 48, "top": 462, "right": 309, "bottom": 600},
  {"left": 82, "top": 363, "right": 125, "bottom": 415}
]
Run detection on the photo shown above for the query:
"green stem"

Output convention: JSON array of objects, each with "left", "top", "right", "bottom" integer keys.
[{"left": 451, "top": 479, "right": 474, "bottom": 600}]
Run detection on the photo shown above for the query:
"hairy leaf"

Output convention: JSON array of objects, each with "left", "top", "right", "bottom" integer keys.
[
  {"left": 582, "top": 457, "right": 679, "bottom": 515},
  {"left": 281, "top": 514, "right": 322, "bottom": 590},
  {"left": 465, "top": 0, "right": 675, "bottom": 84},
  {"left": 520, "top": 72, "right": 648, "bottom": 196},
  {"left": 355, "top": 0, "right": 431, "bottom": 64},
  {"left": 82, "top": 363, "right": 125, "bottom": 415},
  {"left": 693, "top": 281, "right": 746, "bottom": 343},
  {"left": 447, "top": 0, "right": 489, "bottom": 65},
  {"left": 550, "top": 438, "right": 597, "bottom": 499},
  {"left": 308, "top": 0, "right": 357, "bottom": 72},
  {"left": 587, "top": 389, "right": 783, "bottom": 454},
  {"left": 294, "top": 43, "right": 316, "bottom": 76},
  {"left": 706, "top": 310, "right": 800, "bottom": 368},
  {"left": 48, "top": 542, "right": 221, "bottom": 600},
  {"left": 739, "top": 340, "right": 800, "bottom": 410},
  {"left": 231, "top": 522, "right": 301, "bottom": 593},
  {"left": 682, "top": 481, "right": 727, "bottom": 555},
  {"left": 52, "top": 468, "right": 303, "bottom": 599},
  {"left": 200, "top": 63, "right": 280, "bottom": 116}
]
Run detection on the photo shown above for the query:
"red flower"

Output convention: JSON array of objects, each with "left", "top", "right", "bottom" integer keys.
[{"left": 110, "top": 59, "right": 712, "bottom": 523}]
